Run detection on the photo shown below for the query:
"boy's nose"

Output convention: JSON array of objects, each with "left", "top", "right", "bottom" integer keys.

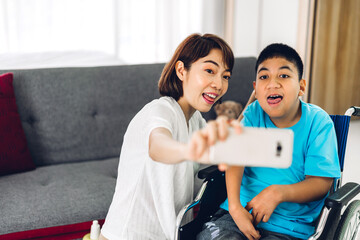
[{"left": 267, "top": 77, "right": 281, "bottom": 88}]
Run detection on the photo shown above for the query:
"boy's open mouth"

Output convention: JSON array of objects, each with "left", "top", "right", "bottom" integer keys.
[{"left": 267, "top": 94, "right": 283, "bottom": 104}]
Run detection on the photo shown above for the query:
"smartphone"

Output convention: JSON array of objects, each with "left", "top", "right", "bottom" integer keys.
[{"left": 209, "top": 127, "right": 294, "bottom": 168}]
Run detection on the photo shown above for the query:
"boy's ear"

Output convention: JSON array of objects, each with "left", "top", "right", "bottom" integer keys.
[
  {"left": 298, "top": 79, "right": 306, "bottom": 96},
  {"left": 175, "top": 60, "right": 185, "bottom": 81},
  {"left": 252, "top": 81, "right": 257, "bottom": 98}
]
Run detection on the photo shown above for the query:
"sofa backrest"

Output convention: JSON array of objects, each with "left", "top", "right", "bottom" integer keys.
[{"left": 0, "top": 57, "right": 256, "bottom": 167}]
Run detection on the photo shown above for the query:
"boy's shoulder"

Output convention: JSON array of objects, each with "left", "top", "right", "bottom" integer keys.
[
  {"left": 300, "top": 101, "right": 336, "bottom": 137},
  {"left": 244, "top": 100, "right": 262, "bottom": 115},
  {"left": 301, "top": 101, "right": 331, "bottom": 122}
]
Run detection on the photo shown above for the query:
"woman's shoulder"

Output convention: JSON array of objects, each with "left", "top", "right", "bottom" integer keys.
[
  {"left": 127, "top": 97, "right": 178, "bottom": 134},
  {"left": 139, "top": 96, "right": 178, "bottom": 115}
]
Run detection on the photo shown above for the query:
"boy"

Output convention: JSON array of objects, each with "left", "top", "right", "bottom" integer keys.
[{"left": 197, "top": 43, "right": 340, "bottom": 240}]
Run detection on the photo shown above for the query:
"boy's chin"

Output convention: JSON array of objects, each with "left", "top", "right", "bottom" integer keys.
[{"left": 264, "top": 109, "right": 285, "bottom": 119}]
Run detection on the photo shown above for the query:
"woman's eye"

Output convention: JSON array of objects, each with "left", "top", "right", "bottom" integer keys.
[
  {"left": 223, "top": 75, "right": 231, "bottom": 80},
  {"left": 205, "top": 69, "right": 214, "bottom": 74}
]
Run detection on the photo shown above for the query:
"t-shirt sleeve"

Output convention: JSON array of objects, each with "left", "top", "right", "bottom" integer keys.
[
  {"left": 145, "top": 101, "right": 175, "bottom": 136},
  {"left": 241, "top": 101, "right": 258, "bottom": 127},
  {"left": 304, "top": 115, "right": 341, "bottom": 178}
]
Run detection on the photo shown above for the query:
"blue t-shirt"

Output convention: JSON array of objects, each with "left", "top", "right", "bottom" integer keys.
[{"left": 220, "top": 100, "right": 341, "bottom": 239}]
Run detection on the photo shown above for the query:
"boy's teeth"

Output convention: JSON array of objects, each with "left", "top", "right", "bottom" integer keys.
[{"left": 268, "top": 95, "right": 282, "bottom": 99}]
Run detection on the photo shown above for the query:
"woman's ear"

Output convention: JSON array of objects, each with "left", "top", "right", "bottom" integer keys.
[
  {"left": 298, "top": 79, "right": 306, "bottom": 96},
  {"left": 175, "top": 60, "right": 185, "bottom": 81}
]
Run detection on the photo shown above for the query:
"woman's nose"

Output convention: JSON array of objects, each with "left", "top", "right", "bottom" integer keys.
[{"left": 211, "top": 76, "right": 223, "bottom": 90}]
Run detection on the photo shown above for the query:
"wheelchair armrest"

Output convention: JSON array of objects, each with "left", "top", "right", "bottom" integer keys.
[
  {"left": 197, "top": 165, "right": 220, "bottom": 180},
  {"left": 325, "top": 182, "right": 360, "bottom": 209}
]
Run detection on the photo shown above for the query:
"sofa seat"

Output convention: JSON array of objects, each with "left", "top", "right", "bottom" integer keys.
[{"left": 0, "top": 158, "right": 118, "bottom": 235}]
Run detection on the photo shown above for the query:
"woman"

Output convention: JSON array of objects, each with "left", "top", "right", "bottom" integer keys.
[{"left": 100, "top": 33, "right": 236, "bottom": 240}]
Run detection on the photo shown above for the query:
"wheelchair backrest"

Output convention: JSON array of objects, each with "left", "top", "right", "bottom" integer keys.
[{"left": 329, "top": 115, "right": 351, "bottom": 172}]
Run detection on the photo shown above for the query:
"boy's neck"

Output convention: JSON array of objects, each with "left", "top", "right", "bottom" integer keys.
[{"left": 270, "top": 100, "right": 302, "bottom": 128}]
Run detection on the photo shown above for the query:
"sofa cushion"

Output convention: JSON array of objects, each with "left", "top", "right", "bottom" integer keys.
[
  {"left": 1, "top": 64, "right": 164, "bottom": 166},
  {"left": 0, "top": 157, "right": 118, "bottom": 235},
  {"left": 0, "top": 72, "right": 35, "bottom": 176}
]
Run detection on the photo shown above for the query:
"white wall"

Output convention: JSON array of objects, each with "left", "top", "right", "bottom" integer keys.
[
  {"left": 233, "top": 0, "right": 300, "bottom": 57},
  {"left": 0, "top": 0, "right": 304, "bottom": 68}
]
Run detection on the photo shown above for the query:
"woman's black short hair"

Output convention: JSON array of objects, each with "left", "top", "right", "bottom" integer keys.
[{"left": 159, "top": 33, "right": 234, "bottom": 101}]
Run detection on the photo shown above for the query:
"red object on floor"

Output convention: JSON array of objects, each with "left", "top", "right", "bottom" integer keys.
[{"left": 0, "top": 219, "right": 105, "bottom": 240}]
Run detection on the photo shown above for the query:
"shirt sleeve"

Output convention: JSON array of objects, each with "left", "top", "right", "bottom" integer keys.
[
  {"left": 145, "top": 100, "right": 176, "bottom": 136},
  {"left": 304, "top": 115, "right": 341, "bottom": 178},
  {"left": 241, "top": 101, "right": 258, "bottom": 127}
]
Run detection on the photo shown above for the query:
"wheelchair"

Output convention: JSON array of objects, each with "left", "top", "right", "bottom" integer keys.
[{"left": 175, "top": 106, "right": 360, "bottom": 240}]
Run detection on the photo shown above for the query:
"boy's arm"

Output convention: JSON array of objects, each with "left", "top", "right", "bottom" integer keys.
[
  {"left": 246, "top": 176, "right": 333, "bottom": 225},
  {"left": 226, "top": 166, "right": 261, "bottom": 240}
]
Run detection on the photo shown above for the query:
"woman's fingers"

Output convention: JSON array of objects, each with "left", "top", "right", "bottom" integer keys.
[
  {"left": 204, "top": 121, "right": 218, "bottom": 145},
  {"left": 189, "top": 115, "right": 242, "bottom": 164},
  {"left": 230, "top": 119, "right": 243, "bottom": 134},
  {"left": 203, "top": 116, "right": 229, "bottom": 145},
  {"left": 215, "top": 115, "right": 230, "bottom": 141},
  {"left": 187, "top": 131, "right": 206, "bottom": 160},
  {"left": 218, "top": 163, "right": 228, "bottom": 171}
]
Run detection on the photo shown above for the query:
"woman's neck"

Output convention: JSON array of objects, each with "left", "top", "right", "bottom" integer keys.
[{"left": 177, "top": 98, "right": 196, "bottom": 123}]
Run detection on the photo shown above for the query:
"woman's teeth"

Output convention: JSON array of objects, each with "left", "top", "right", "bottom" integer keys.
[
  {"left": 204, "top": 93, "right": 216, "bottom": 99},
  {"left": 203, "top": 93, "right": 217, "bottom": 104}
]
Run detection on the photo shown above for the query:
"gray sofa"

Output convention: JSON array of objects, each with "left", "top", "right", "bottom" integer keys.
[{"left": 0, "top": 57, "right": 256, "bottom": 238}]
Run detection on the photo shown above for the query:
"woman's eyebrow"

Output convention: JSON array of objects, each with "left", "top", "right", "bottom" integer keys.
[
  {"left": 203, "top": 60, "right": 219, "bottom": 67},
  {"left": 203, "top": 60, "right": 231, "bottom": 72}
]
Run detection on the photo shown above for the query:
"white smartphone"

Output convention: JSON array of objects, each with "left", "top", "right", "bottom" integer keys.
[{"left": 209, "top": 127, "right": 294, "bottom": 168}]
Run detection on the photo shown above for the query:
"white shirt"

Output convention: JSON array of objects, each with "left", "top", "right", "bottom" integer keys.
[{"left": 102, "top": 97, "right": 206, "bottom": 240}]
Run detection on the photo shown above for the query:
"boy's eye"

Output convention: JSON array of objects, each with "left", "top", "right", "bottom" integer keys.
[
  {"left": 205, "top": 69, "right": 214, "bottom": 74},
  {"left": 223, "top": 75, "right": 231, "bottom": 80},
  {"left": 279, "top": 74, "right": 289, "bottom": 78},
  {"left": 259, "top": 75, "right": 268, "bottom": 80}
]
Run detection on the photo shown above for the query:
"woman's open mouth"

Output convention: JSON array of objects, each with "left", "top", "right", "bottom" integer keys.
[
  {"left": 267, "top": 94, "right": 283, "bottom": 105},
  {"left": 202, "top": 93, "right": 217, "bottom": 104}
]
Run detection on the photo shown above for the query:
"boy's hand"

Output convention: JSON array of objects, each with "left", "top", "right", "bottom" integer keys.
[
  {"left": 245, "top": 185, "right": 283, "bottom": 226},
  {"left": 229, "top": 206, "right": 260, "bottom": 240}
]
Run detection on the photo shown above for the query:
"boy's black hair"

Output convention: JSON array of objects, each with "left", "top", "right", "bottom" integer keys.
[{"left": 255, "top": 43, "right": 303, "bottom": 80}]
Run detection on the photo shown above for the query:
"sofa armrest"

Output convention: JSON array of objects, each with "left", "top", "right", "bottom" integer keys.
[{"left": 325, "top": 182, "right": 360, "bottom": 209}]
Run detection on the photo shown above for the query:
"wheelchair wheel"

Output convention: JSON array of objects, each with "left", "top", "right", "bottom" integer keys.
[{"left": 334, "top": 200, "right": 360, "bottom": 240}]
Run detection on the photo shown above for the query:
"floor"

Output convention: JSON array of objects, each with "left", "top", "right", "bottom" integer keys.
[{"left": 342, "top": 119, "right": 360, "bottom": 200}]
